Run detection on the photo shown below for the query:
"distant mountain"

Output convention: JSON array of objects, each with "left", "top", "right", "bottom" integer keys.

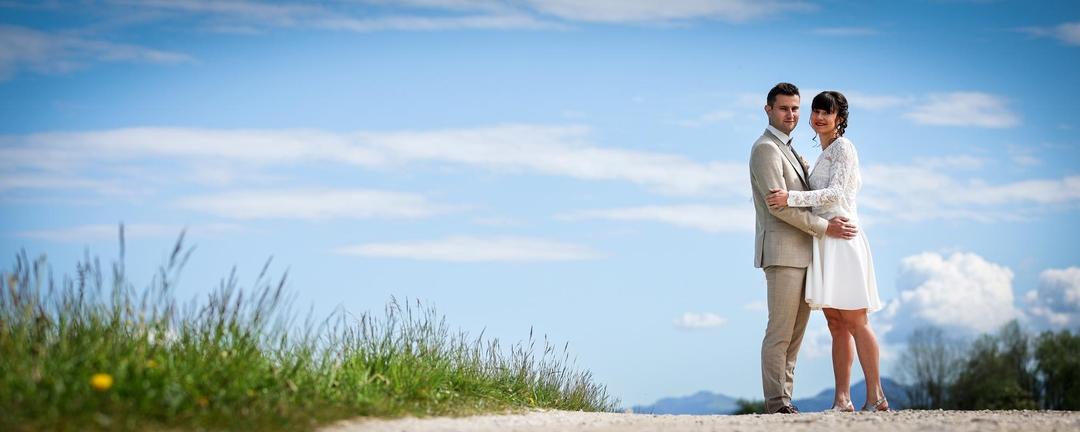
[
  {"left": 630, "top": 377, "right": 909, "bottom": 415},
  {"left": 631, "top": 390, "right": 739, "bottom": 415},
  {"left": 792, "top": 377, "right": 910, "bottom": 412}
]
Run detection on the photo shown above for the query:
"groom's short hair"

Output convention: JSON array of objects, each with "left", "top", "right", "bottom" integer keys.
[{"left": 767, "top": 83, "right": 800, "bottom": 106}]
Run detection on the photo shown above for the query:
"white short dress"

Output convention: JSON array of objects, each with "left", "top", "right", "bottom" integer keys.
[{"left": 787, "top": 137, "right": 882, "bottom": 313}]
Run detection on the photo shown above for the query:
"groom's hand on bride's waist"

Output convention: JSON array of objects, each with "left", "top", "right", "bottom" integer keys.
[{"left": 826, "top": 216, "right": 858, "bottom": 240}]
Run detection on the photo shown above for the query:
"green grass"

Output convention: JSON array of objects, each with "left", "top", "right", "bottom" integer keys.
[{"left": 1, "top": 229, "right": 617, "bottom": 431}]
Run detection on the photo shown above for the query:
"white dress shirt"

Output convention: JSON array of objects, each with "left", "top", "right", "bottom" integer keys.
[{"left": 766, "top": 124, "right": 793, "bottom": 146}]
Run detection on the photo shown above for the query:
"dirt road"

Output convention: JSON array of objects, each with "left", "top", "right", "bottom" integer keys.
[{"left": 321, "top": 409, "right": 1079, "bottom": 432}]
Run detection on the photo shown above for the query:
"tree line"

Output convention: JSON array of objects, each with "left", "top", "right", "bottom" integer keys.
[{"left": 898, "top": 321, "right": 1079, "bottom": 410}]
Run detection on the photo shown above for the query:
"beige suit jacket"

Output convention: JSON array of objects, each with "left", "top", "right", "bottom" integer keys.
[{"left": 749, "top": 129, "right": 829, "bottom": 268}]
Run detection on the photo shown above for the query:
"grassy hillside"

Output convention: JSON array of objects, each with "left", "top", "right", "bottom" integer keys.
[{"left": 0, "top": 230, "right": 616, "bottom": 431}]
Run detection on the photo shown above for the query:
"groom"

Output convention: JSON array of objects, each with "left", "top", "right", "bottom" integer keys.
[{"left": 749, "top": 82, "right": 857, "bottom": 414}]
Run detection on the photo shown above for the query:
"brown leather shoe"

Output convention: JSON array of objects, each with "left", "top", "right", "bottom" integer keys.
[{"left": 773, "top": 405, "right": 800, "bottom": 414}]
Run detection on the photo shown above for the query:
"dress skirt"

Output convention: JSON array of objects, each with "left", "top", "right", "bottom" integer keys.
[{"left": 805, "top": 228, "right": 883, "bottom": 313}]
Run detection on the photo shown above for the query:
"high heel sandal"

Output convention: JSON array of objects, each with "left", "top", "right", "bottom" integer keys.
[
  {"left": 860, "top": 397, "right": 889, "bottom": 412},
  {"left": 829, "top": 400, "right": 855, "bottom": 412}
]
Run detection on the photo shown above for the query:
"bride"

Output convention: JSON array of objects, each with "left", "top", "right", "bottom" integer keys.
[{"left": 765, "top": 90, "right": 889, "bottom": 413}]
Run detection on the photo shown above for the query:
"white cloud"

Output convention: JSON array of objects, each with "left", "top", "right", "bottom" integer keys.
[
  {"left": 903, "top": 92, "right": 1020, "bottom": 128},
  {"left": 526, "top": 0, "right": 812, "bottom": 23},
  {"left": 318, "top": 13, "right": 560, "bottom": 32},
  {"left": 9, "top": 127, "right": 386, "bottom": 167},
  {"left": 1018, "top": 21, "right": 1080, "bottom": 46},
  {"left": 365, "top": 0, "right": 511, "bottom": 11},
  {"left": 7, "top": 126, "right": 1079, "bottom": 225},
  {"left": 471, "top": 216, "right": 525, "bottom": 227},
  {"left": 795, "top": 314, "right": 899, "bottom": 361},
  {"left": 786, "top": 90, "right": 1022, "bottom": 128},
  {"left": 0, "top": 172, "right": 145, "bottom": 197},
  {"left": 755, "top": 90, "right": 1015, "bottom": 127},
  {"left": 811, "top": 27, "right": 878, "bottom": 36},
  {"left": 881, "top": 252, "right": 1022, "bottom": 343},
  {"left": 1010, "top": 154, "right": 1041, "bottom": 168},
  {"left": 792, "top": 88, "right": 913, "bottom": 112},
  {"left": 2, "top": 125, "right": 747, "bottom": 197},
  {"left": 176, "top": 188, "right": 456, "bottom": 220},
  {"left": 559, "top": 204, "right": 754, "bottom": 233},
  {"left": 860, "top": 157, "right": 1080, "bottom": 223},
  {"left": 843, "top": 91, "right": 913, "bottom": 110},
  {"left": 1006, "top": 145, "right": 1041, "bottom": 168},
  {"left": 967, "top": 176, "right": 1080, "bottom": 205},
  {"left": 117, "top": 0, "right": 326, "bottom": 22},
  {"left": 734, "top": 92, "right": 764, "bottom": 109},
  {"left": 359, "top": 124, "right": 747, "bottom": 196},
  {"left": 675, "top": 110, "right": 736, "bottom": 127},
  {"left": 799, "top": 319, "right": 832, "bottom": 358},
  {"left": 11, "top": 0, "right": 813, "bottom": 43},
  {"left": 109, "top": 0, "right": 562, "bottom": 33},
  {"left": 1055, "top": 22, "right": 1080, "bottom": 45},
  {"left": 911, "top": 155, "right": 986, "bottom": 170},
  {"left": 334, "top": 235, "right": 603, "bottom": 262},
  {"left": 14, "top": 223, "right": 243, "bottom": 242},
  {"left": 673, "top": 312, "right": 727, "bottom": 329},
  {"left": 1025, "top": 267, "right": 1080, "bottom": 329},
  {"left": 742, "top": 300, "right": 766, "bottom": 312},
  {"left": 0, "top": 25, "right": 191, "bottom": 81}
]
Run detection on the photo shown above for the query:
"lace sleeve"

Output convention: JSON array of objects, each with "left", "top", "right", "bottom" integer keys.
[{"left": 786, "top": 138, "right": 859, "bottom": 208}]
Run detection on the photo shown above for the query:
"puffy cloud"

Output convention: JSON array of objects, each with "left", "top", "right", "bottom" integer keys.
[
  {"left": 673, "top": 312, "right": 727, "bottom": 329},
  {"left": 882, "top": 252, "right": 1022, "bottom": 343},
  {"left": 1025, "top": 267, "right": 1080, "bottom": 329}
]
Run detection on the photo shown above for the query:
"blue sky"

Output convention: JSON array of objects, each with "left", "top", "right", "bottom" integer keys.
[{"left": 2, "top": 0, "right": 1079, "bottom": 408}]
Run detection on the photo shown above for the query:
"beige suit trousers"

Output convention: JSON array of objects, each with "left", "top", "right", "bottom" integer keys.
[{"left": 761, "top": 265, "right": 811, "bottom": 412}]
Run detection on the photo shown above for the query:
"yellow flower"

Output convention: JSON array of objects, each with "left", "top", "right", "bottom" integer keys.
[
  {"left": 146, "top": 359, "right": 158, "bottom": 369},
  {"left": 90, "top": 373, "right": 113, "bottom": 392}
]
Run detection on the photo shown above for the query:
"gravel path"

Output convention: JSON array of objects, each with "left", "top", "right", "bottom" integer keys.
[{"left": 321, "top": 409, "right": 1080, "bottom": 432}]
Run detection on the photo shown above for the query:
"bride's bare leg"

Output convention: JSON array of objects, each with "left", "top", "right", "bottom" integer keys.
[
  {"left": 823, "top": 308, "right": 854, "bottom": 409},
  {"left": 839, "top": 309, "right": 887, "bottom": 410}
]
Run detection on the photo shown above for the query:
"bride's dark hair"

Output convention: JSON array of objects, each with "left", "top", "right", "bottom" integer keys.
[{"left": 812, "top": 91, "right": 849, "bottom": 137}]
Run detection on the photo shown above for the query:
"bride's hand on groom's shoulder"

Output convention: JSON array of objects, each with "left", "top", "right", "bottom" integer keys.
[{"left": 767, "top": 189, "right": 788, "bottom": 209}]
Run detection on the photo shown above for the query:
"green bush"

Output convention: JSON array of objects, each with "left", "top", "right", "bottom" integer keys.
[
  {"left": 1034, "top": 329, "right": 1080, "bottom": 410},
  {"left": 897, "top": 321, "right": 1080, "bottom": 411},
  {"left": 731, "top": 398, "right": 765, "bottom": 415}
]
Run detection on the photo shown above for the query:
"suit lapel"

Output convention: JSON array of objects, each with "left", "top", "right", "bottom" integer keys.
[{"left": 765, "top": 129, "right": 809, "bottom": 188}]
